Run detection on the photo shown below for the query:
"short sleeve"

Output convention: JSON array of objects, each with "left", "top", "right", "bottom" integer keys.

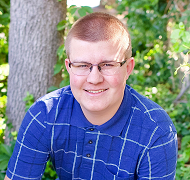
[
  {"left": 137, "top": 128, "right": 178, "bottom": 180},
  {"left": 6, "top": 101, "right": 51, "bottom": 180}
]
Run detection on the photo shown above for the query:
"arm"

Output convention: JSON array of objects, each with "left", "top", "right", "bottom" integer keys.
[
  {"left": 6, "top": 101, "right": 50, "bottom": 179},
  {"left": 137, "top": 129, "right": 178, "bottom": 179},
  {"left": 4, "top": 175, "right": 11, "bottom": 180}
]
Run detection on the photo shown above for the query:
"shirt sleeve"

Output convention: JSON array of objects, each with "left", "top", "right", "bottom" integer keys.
[
  {"left": 6, "top": 101, "right": 51, "bottom": 180},
  {"left": 137, "top": 128, "right": 178, "bottom": 180}
]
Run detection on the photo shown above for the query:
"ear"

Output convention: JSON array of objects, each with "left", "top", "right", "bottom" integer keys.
[
  {"left": 126, "top": 57, "right": 135, "bottom": 79},
  {"left": 65, "top": 59, "right": 71, "bottom": 74}
]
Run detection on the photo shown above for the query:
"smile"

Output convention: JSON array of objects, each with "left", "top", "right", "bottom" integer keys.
[{"left": 85, "top": 89, "right": 107, "bottom": 94}]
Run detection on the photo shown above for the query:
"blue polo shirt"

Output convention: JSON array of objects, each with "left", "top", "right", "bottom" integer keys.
[{"left": 6, "top": 85, "right": 177, "bottom": 180}]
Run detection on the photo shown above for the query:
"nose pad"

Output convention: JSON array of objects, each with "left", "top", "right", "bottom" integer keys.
[
  {"left": 89, "top": 66, "right": 93, "bottom": 72},
  {"left": 87, "top": 65, "right": 104, "bottom": 84},
  {"left": 98, "top": 66, "right": 101, "bottom": 72},
  {"left": 89, "top": 65, "right": 101, "bottom": 73}
]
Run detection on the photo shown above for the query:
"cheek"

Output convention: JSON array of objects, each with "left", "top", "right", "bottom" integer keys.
[
  {"left": 108, "top": 74, "right": 126, "bottom": 88},
  {"left": 70, "top": 75, "right": 85, "bottom": 89}
]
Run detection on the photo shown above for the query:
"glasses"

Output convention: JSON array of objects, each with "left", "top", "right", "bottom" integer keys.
[{"left": 68, "top": 60, "right": 127, "bottom": 76}]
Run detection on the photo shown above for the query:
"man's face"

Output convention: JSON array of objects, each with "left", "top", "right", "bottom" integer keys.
[{"left": 65, "top": 38, "right": 134, "bottom": 123}]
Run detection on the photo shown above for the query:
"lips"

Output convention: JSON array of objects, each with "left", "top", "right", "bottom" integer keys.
[{"left": 84, "top": 89, "right": 107, "bottom": 94}]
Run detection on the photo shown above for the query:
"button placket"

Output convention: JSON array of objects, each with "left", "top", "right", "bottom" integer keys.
[
  {"left": 86, "top": 153, "right": 91, "bottom": 158},
  {"left": 88, "top": 140, "right": 93, "bottom": 144},
  {"left": 81, "top": 128, "right": 97, "bottom": 167},
  {"left": 89, "top": 128, "right": 94, "bottom": 131}
]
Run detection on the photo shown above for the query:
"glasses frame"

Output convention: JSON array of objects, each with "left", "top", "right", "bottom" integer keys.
[{"left": 68, "top": 60, "right": 127, "bottom": 76}]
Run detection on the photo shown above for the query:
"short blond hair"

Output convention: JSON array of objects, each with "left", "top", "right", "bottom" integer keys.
[{"left": 65, "top": 12, "right": 132, "bottom": 59}]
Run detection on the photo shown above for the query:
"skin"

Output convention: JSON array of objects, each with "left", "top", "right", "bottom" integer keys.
[
  {"left": 4, "top": 175, "right": 10, "bottom": 180},
  {"left": 65, "top": 38, "right": 135, "bottom": 125}
]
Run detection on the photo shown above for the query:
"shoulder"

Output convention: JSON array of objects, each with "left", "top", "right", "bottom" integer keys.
[
  {"left": 38, "top": 85, "right": 73, "bottom": 104},
  {"left": 32, "top": 85, "right": 74, "bottom": 112},
  {"left": 125, "top": 85, "right": 176, "bottom": 134},
  {"left": 24, "top": 86, "right": 75, "bottom": 125}
]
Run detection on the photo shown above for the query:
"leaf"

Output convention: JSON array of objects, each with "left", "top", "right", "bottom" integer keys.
[
  {"left": 173, "top": 42, "right": 180, "bottom": 52},
  {"left": 57, "top": 20, "right": 67, "bottom": 31},
  {"left": 171, "top": 29, "right": 180, "bottom": 39},
  {"left": 181, "top": 135, "right": 190, "bottom": 150},
  {"left": 47, "top": 86, "right": 58, "bottom": 93},
  {"left": 0, "top": 154, "right": 9, "bottom": 161},
  {"left": 0, "top": 173, "right": 5, "bottom": 180},
  {"left": 0, "top": 159, "right": 9, "bottom": 170},
  {"left": 81, "top": 6, "right": 93, "bottom": 13},
  {"left": 69, "top": 5, "right": 77, "bottom": 8},
  {"left": 57, "top": 44, "right": 65, "bottom": 58},
  {"left": 70, "top": 7, "right": 78, "bottom": 15},
  {"left": 182, "top": 31, "right": 190, "bottom": 43},
  {"left": 0, "top": 144, "right": 13, "bottom": 157},
  {"left": 179, "top": 22, "right": 185, "bottom": 30},
  {"left": 54, "top": 63, "right": 63, "bottom": 75},
  {"left": 178, "top": 45, "right": 187, "bottom": 53},
  {"left": 78, "top": 8, "right": 86, "bottom": 17}
]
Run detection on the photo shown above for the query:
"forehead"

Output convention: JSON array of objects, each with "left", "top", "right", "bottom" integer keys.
[{"left": 69, "top": 38, "right": 126, "bottom": 62}]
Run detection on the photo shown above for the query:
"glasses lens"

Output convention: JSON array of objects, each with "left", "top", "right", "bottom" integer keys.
[
  {"left": 99, "top": 62, "right": 120, "bottom": 75},
  {"left": 69, "top": 61, "right": 123, "bottom": 76},
  {"left": 70, "top": 62, "right": 91, "bottom": 76}
]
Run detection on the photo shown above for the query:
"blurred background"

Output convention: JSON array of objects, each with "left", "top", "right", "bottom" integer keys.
[{"left": 0, "top": 0, "right": 190, "bottom": 179}]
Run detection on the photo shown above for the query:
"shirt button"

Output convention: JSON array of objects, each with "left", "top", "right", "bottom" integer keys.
[
  {"left": 89, "top": 128, "right": 94, "bottom": 131},
  {"left": 88, "top": 140, "right": 93, "bottom": 144},
  {"left": 86, "top": 154, "right": 91, "bottom": 158}
]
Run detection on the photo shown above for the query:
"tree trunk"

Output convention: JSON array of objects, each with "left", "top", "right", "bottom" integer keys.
[{"left": 6, "top": 0, "right": 67, "bottom": 136}]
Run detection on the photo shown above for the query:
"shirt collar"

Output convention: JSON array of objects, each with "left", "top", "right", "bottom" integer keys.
[{"left": 70, "top": 86, "right": 133, "bottom": 136}]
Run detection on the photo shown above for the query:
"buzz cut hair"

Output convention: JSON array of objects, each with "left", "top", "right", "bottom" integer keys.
[{"left": 65, "top": 12, "right": 132, "bottom": 59}]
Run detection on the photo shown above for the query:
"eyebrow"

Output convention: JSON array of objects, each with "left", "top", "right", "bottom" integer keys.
[{"left": 71, "top": 60, "right": 118, "bottom": 64}]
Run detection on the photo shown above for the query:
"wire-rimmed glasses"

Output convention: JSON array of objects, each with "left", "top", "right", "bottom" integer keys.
[{"left": 68, "top": 60, "right": 127, "bottom": 76}]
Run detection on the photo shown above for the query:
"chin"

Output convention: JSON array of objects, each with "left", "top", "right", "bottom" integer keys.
[{"left": 82, "top": 105, "right": 107, "bottom": 113}]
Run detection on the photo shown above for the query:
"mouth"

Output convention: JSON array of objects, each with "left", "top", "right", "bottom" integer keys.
[{"left": 84, "top": 89, "right": 108, "bottom": 94}]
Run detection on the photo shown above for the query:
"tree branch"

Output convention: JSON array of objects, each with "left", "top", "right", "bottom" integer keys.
[
  {"left": 173, "top": 83, "right": 190, "bottom": 104},
  {"left": 164, "top": 0, "right": 173, "bottom": 14}
]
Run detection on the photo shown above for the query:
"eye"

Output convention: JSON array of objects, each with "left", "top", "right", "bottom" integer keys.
[
  {"left": 101, "top": 62, "right": 115, "bottom": 67},
  {"left": 78, "top": 64, "right": 88, "bottom": 68},
  {"left": 74, "top": 63, "right": 90, "bottom": 68}
]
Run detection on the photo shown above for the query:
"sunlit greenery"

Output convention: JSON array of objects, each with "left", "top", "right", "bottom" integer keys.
[{"left": 0, "top": 0, "right": 190, "bottom": 179}]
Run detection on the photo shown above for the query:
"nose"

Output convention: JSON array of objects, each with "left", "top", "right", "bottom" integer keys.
[
  {"left": 87, "top": 65, "right": 103, "bottom": 84},
  {"left": 89, "top": 64, "right": 101, "bottom": 72}
]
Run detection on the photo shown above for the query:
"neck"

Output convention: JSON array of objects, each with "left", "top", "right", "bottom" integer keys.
[
  {"left": 81, "top": 100, "right": 123, "bottom": 126},
  {"left": 83, "top": 111, "right": 113, "bottom": 125}
]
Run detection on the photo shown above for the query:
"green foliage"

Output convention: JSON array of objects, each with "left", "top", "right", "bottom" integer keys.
[
  {"left": 0, "top": 0, "right": 9, "bottom": 158},
  {"left": 171, "top": 22, "right": 190, "bottom": 53},
  {"left": 0, "top": 142, "right": 15, "bottom": 169},
  {"left": 42, "top": 160, "right": 58, "bottom": 180},
  {"left": 0, "top": 0, "right": 10, "bottom": 65},
  {"left": 170, "top": 22, "right": 190, "bottom": 78},
  {"left": 0, "top": 64, "right": 9, "bottom": 97},
  {"left": 0, "top": 130, "right": 16, "bottom": 179},
  {"left": 170, "top": 21, "right": 190, "bottom": 178},
  {"left": 23, "top": 91, "right": 35, "bottom": 112},
  {"left": 117, "top": 0, "right": 168, "bottom": 54},
  {"left": 56, "top": 5, "right": 93, "bottom": 32},
  {"left": 176, "top": 134, "right": 190, "bottom": 180},
  {"left": 0, "top": 95, "right": 7, "bottom": 144},
  {"left": 0, "top": 64, "right": 8, "bottom": 145},
  {"left": 117, "top": 0, "right": 174, "bottom": 93}
]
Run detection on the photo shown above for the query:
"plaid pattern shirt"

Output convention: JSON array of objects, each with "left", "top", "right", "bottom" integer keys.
[{"left": 6, "top": 85, "right": 178, "bottom": 180}]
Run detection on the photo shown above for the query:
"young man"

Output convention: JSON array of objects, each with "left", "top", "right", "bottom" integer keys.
[{"left": 5, "top": 12, "right": 177, "bottom": 180}]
